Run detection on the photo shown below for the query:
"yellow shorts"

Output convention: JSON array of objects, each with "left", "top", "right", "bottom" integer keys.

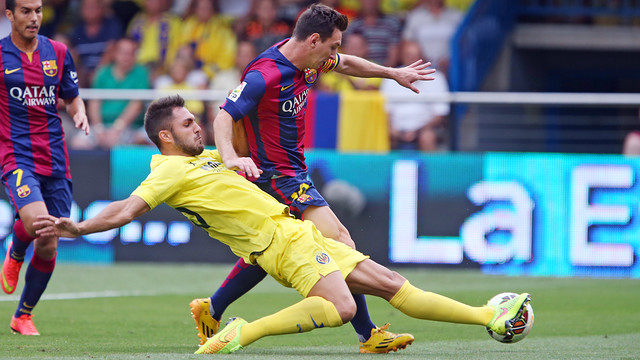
[{"left": 255, "top": 215, "right": 368, "bottom": 297}]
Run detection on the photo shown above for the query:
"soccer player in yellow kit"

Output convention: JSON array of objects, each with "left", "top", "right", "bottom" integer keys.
[{"left": 34, "top": 95, "right": 531, "bottom": 354}]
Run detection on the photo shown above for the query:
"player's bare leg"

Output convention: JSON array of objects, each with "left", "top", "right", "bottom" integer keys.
[
  {"left": 4, "top": 201, "right": 58, "bottom": 335},
  {"left": 304, "top": 205, "right": 413, "bottom": 353}
]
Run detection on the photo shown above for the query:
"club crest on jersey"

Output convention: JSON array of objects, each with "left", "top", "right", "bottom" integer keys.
[
  {"left": 304, "top": 68, "right": 317, "bottom": 84},
  {"left": 17, "top": 185, "right": 30, "bottom": 198},
  {"left": 296, "top": 193, "right": 313, "bottom": 203},
  {"left": 42, "top": 60, "right": 58, "bottom": 77},
  {"left": 315, "top": 251, "right": 331, "bottom": 265}
]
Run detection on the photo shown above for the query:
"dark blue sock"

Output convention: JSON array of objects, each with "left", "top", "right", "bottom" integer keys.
[
  {"left": 15, "top": 252, "right": 54, "bottom": 318},
  {"left": 350, "top": 293, "right": 377, "bottom": 342},
  {"left": 9, "top": 220, "right": 35, "bottom": 261},
  {"left": 209, "top": 258, "right": 267, "bottom": 321}
]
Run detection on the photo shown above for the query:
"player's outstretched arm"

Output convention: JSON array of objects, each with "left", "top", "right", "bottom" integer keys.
[
  {"left": 65, "top": 96, "right": 90, "bottom": 135},
  {"left": 33, "top": 196, "right": 151, "bottom": 238},
  {"left": 213, "top": 110, "right": 262, "bottom": 179},
  {"left": 336, "top": 54, "right": 436, "bottom": 94}
]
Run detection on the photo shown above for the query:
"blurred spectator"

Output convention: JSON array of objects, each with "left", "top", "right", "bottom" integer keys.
[
  {"left": 380, "top": 41, "right": 449, "bottom": 151},
  {"left": 110, "top": 0, "right": 143, "bottom": 34},
  {"left": 208, "top": 40, "right": 257, "bottom": 117},
  {"left": 241, "top": 0, "right": 292, "bottom": 53},
  {"left": 127, "top": 0, "right": 182, "bottom": 79},
  {"left": 346, "top": 0, "right": 402, "bottom": 66},
  {"left": 403, "top": 0, "right": 463, "bottom": 77},
  {"left": 69, "top": 0, "right": 123, "bottom": 88},
  {"left": 0, "top": 2, "right": 11, "bottom": 37},
  {"left": 181, "top": 0, "right": 237, "bottom": 79},
  {"left": 446, "top": 0, "right": 473, "bottom": 12},
  {"left": 206, "top": 40, "right": 257, "bottom": 144},
  {"left": 317, "top": 31, "right": 381, "bottom": 92},
  {"left": 40, "top": 0, "right": 69, "bottom": 37},
  {"left": 623, "top": 108, "right": 640, "bottom": 155},
  {"left": 155, "top": 46, "right": 207, "bottom": 123},
  {"left": 316, "top": 0, "right": 357, "bottom": 21},
  {"left": 218, "top": 0, "right": 251, "bottom": 19},
  {"left": 83, "top": 38, "right": 151, "bottom": 149},
  {"left": 276, "top": 0, "right": 307, "bottom": 25}
]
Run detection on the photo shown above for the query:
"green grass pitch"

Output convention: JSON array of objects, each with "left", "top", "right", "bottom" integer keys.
[{"left": 0, "top": 263, "right": 638, "bottom": 359}]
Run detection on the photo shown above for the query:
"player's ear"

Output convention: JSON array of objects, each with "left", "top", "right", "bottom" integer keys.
[
  {"left": 5, "top": 9, "right": 13, "bottom": 22},
  {"left": 309, "top": 33, "right": 321, "bottom": 48},
  {"left": 158, "top": 129, "right": 172, "bottom": 143}
]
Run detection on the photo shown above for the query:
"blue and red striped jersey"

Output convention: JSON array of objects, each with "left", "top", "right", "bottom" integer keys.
[
  {"left": 0, "top": 35, "right": 79, "bottom": 179},
  {"left": 222, "top": 39, "right": 339, "bottom": 182}
]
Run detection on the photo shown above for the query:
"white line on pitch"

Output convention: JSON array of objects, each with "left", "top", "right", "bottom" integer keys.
[{"left": 0, "top": 290, "right": 158, "bottom": 302}]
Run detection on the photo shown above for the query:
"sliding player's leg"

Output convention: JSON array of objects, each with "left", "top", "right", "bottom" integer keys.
[
  {"left": 303, "top": 205, "right": 414, "bottom": 353},
  {"left": 346, "top": 258, "right": 531, "bottom": 336},
  {"left": 190, "top": 258, "right": 267, "bottom": 344}
]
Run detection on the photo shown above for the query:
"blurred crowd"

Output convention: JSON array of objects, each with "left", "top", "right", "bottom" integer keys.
[{"left": 0, "top": 0, "right": 474, "bottom": 151}]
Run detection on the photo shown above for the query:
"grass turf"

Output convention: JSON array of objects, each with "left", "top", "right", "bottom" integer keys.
[{"left": 0, "top": 263, "right": 638, "bottom": 359}]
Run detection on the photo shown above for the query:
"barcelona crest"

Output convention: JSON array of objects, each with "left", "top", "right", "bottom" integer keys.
[
  {"left": 304, "top": 68, "right": 317, "bottom": 84},
  {"left": 315, "top": 251, "right": 330, "bottom": 265},
  {"left": 42, "top": 60, "right": 58, "bottom": 77},
  {"left": 17, "top": 185, "right": 30, "bottom": 198},
  {"left": 297, "top": 193, "right": 313, "bottom": 203}
]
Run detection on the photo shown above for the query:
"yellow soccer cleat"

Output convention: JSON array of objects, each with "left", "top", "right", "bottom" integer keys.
[
  {"left": 189, "top": 298, "right": 220, "bottom": 345},
  {"left": 195, "top": 317, "right": 246, "bottom": 354},
  {"left": 486, "top": 292, "right": 531, "bottom": 337},
  {"left": 358, "top": 323, "right": 414, "bottom": 353},
  {"left": 10, "top": 314, "right": 40, "bottom": 335}
]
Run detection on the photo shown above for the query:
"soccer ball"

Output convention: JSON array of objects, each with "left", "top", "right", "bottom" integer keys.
[{"left": 485, "top": 292, "right": 534, "bottom": 343}]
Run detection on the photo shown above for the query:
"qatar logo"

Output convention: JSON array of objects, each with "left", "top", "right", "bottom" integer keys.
[
  {"left": 42, "top": 60, "right": 58, "bottom": 77},
  {"left": 304, "top": 68, "right": 317, "bottom": 84},
  {"left": 315, "top": 251, "right": 330, "bottom": 265}
]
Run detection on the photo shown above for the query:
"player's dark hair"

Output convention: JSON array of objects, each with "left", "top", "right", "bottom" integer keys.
[
  {"left": 293, "top": 3, "right": 348, "bottom": 41},
  {"left": 6, "top": 0, "right": 16, "bottom": 12},
  {"left": 144, "top": 95, "right": 185, "bottom": 149}
]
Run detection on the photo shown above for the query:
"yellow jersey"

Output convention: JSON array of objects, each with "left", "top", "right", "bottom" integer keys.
[{"left": 131, "top": 149, "right": 290, "bottom": 262}]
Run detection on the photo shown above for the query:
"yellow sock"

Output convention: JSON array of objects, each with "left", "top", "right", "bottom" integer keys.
[
  {"left": 239, "top": 296, "right": 343, "bottom": 346},
  {"left": 389, "top": 280, "right": 494, "bottom": 326}
]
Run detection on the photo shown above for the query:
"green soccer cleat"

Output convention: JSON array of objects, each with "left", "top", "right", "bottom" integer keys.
[
  {"left": 486, "top": 292, "right": 531, "bottom": 337},
  {"left": 194, "top": 317, "right": 247, "bottom": 354}
]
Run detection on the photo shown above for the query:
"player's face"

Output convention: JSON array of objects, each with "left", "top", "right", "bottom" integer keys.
[
  {"left": 169, "top": 107, "right": 204, "bottom": 156},
  {"left": 310, "top": 28, "right": 342, "bottom": 69},
  {"left": 7, "top": 0, "right": 42, "bottom": 42}
]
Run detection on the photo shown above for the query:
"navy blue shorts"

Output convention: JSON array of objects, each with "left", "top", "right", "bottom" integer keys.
[
  {"left": 257, "top": 173, "right": 328, "bottom": 219},
  {"left": 2, "top": 168, "right": 72, "bottom": 218}
]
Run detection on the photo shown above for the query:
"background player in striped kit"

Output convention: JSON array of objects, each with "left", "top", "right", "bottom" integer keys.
[
  {"left": 193, "top": 3, "right": 435, "bottom": 353},
  {"left": 0, "top": 0, "right": 89, "bottom": 335}
]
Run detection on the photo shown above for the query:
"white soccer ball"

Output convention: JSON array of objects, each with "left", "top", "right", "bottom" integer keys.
[{"left": 485, "top": 292, "right": 534, "bottom": 343}]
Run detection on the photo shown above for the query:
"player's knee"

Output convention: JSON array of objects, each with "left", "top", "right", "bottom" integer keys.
[
  {"left": 333, "top": 296, "right": 357, "bottom": 323},
  {"left": 33, "top": 236, "right": 58, "bottom": 259},
  {"left": 337, "top": 227, "right": 355, "bottom": 249}
]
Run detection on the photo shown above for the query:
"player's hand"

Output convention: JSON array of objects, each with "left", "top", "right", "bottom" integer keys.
[
  {"left": 74, "top": 112, "right": 90, "bottom": 135},
  {"left": 33, "top": 215, "right": 80, "bottom": 238},
  {"left": 394, "top": 60, "right": 436, "bottom": 94},
  {"left": 225, "top": 157, "right": 263, "bottom": 180}
]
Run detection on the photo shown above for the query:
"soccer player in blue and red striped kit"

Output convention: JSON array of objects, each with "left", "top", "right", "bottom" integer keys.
[
  {"left": 0, "top": 0, "right": 89, "bottom": 335},
  {"left": 189, "top": 3, "right": 436, "bottom": 353}
]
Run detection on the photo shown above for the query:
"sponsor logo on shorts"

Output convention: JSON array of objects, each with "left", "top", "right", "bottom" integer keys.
[
  {"left": 17, "top": 185, "right": 30, "bottom": 198},
  {"left": 315, "top": 251, "right": 330, "bottom": 265}
]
